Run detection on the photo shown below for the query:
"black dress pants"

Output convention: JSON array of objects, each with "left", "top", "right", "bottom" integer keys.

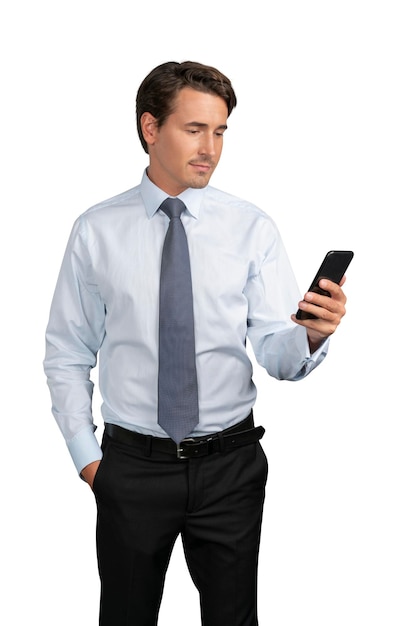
[{"left": 93, "top": 421, "right": 268, "bottom": 626}]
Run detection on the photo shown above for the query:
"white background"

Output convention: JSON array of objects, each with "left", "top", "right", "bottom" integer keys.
[{"left": 1, "top": 1, "right": 407, "bottom": 624}]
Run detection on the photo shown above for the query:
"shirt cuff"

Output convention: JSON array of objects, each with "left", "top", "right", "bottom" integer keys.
[
  {"left": 66, "top": 425, "right": 103, "bottom": 475},
  {"left": 296, "top": 333, "right": 330, "bottom": 379}
]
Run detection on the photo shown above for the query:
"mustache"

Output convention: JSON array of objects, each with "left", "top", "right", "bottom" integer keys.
[{"left": 189, "top": 158, "right": 215, "bottom": 167}]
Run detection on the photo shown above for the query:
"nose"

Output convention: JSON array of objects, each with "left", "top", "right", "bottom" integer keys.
[{"left": 198, "top": 132, "right": 216, "bottom": 157}]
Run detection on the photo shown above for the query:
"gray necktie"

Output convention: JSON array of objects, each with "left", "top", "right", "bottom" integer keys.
[{"left": 158, "top": 197, "right": 199, "bottom": 444}]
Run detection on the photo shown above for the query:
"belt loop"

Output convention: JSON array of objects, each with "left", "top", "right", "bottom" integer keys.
[
  {"left": 217, "top": 431, "right": 226, "bottom": 453},
  {"left": 144, "top": 435, "right": 153, "bottom": 457}
]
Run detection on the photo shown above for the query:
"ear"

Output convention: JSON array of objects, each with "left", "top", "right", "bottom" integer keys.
[{"left": 140, "top": 112, "right": 158, "bottom": 147}]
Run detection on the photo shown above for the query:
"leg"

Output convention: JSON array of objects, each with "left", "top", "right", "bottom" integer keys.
[
  {"left": 182, "top": 442, "right": 268, "bottom": 626},
  {"left": 93, "top": 435, "right": 188, "bottom": 626}
]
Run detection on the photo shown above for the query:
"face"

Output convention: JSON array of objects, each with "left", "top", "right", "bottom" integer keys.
[{"left": 141, "top": 87, "right": 229, "bottom": 196}]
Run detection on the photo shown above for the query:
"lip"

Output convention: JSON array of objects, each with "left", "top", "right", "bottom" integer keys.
[{"left": 189, "top": 162, "right": 212, "bottom": 172}]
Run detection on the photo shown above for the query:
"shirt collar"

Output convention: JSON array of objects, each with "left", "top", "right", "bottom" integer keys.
[{"left": 140, "top": 169, "right": 205, "bottom": 219}]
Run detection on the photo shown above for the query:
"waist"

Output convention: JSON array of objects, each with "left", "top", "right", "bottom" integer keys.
[
  {"left": 104, "top": 412, "right": 265, "bottom": 460},
  {"left": 99, "top": 357, "right": 257, "bottom": 433}
]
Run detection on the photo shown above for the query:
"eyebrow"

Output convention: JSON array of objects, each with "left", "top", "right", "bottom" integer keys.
[{"left": 184, "top": 122, "right": 228, "bottom": 131}]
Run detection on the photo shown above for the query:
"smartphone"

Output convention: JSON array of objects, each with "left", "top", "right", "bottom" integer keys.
[{"left": 295, "top": 250, "right": 354, "bottom": 320}]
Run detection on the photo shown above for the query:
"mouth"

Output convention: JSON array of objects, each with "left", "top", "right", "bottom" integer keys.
[{"left": 189, "top": 162, "right": 213, "bottom": 173}]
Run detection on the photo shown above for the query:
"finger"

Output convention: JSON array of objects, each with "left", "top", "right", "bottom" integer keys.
[
  {"left": 291, "top": 312, "right": 339, "bottom": 338},
  {"left": 317, "top": 279, "right": 347, "bottom": 304}
]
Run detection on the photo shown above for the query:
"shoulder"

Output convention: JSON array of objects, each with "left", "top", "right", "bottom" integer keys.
[
  {"left": 67, "top": 185, "right": 144, "bottom": 247},
  {"left": 71, "top": 185, "right": 144, "bottom": 237},
  {"left": 81, "top": 185, "right": 143, "bottom": 220},
  {"left": 204, "top": 185, "right": 278, "bottom": 230},
  {"left": 206, "top": 185, "right": 270, "bottom": 215}
]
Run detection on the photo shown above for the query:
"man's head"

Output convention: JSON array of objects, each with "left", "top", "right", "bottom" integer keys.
[
  {"left": 136, "top": 61, "right": 237, "bottom": 196},
  {"left": 136, "top": 61, "right": 237, "bottom": 153}
]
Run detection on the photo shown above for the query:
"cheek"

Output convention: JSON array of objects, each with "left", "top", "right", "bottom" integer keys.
[{"left": 214, "top": 143, "right": 223, "bottom": 163}]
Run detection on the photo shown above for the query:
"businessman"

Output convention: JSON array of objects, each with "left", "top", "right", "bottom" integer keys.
[{"left": 44, "top": 60, "right": 348, "bottom": 625}]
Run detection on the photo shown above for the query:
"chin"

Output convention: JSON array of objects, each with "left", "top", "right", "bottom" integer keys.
[
  {"left": 189, "top": 174, "right": 212, "bottom": 189},
  {"left": 189, "top": 181, "right": 209, "bottom": 190}
]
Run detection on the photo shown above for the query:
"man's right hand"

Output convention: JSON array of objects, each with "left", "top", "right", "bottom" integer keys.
[{"left": 80, "top": 460, "right": 101, "bottom": 490}]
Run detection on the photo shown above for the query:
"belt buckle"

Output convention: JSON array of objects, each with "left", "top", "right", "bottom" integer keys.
[{"left": 177, "top": 438, "right": 196, "bottom": 459}]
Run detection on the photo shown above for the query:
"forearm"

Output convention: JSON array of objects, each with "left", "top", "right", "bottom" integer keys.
[
  {"left": 251, "top": 324, "right": 329, "bottom": 381},
  {"left": 45, "top": 371, "right": 103, "bottom": 473},
  {"left": 44, "top": 323, "right": 104, "bottom": 473}
]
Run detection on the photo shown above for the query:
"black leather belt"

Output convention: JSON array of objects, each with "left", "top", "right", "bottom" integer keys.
[{"left": 104, "top": 413, "right": 265, "bottom": 459}]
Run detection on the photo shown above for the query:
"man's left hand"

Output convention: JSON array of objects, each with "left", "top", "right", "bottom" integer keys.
[{"left": 291, "top": 277, "right": 347, "bottom": 352}]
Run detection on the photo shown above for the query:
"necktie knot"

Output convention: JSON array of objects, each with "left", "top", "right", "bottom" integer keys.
[{"left": 160, "top": 197, "right": 186, "bottom": 220}]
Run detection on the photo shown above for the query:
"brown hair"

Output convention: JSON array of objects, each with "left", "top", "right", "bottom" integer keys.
[{"left": 136, "top": 61, "right": 237, "bottom": 153}]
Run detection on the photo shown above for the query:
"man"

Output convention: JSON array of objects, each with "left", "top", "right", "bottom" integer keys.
[{"left": 44, "top": 61, "right": 347, "bottom": 625}]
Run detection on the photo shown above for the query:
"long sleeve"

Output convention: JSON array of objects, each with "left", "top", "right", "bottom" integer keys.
[
  {"left": 245, "top": 220, "right": 328, "bottom": 380},
  {"left": 44, "top": 216, "right": 106, "bottom": 473}
]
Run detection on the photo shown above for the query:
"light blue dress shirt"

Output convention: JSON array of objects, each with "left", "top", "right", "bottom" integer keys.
[{"left": 44, "top": 171, "right": 328, "bottom": 473}]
